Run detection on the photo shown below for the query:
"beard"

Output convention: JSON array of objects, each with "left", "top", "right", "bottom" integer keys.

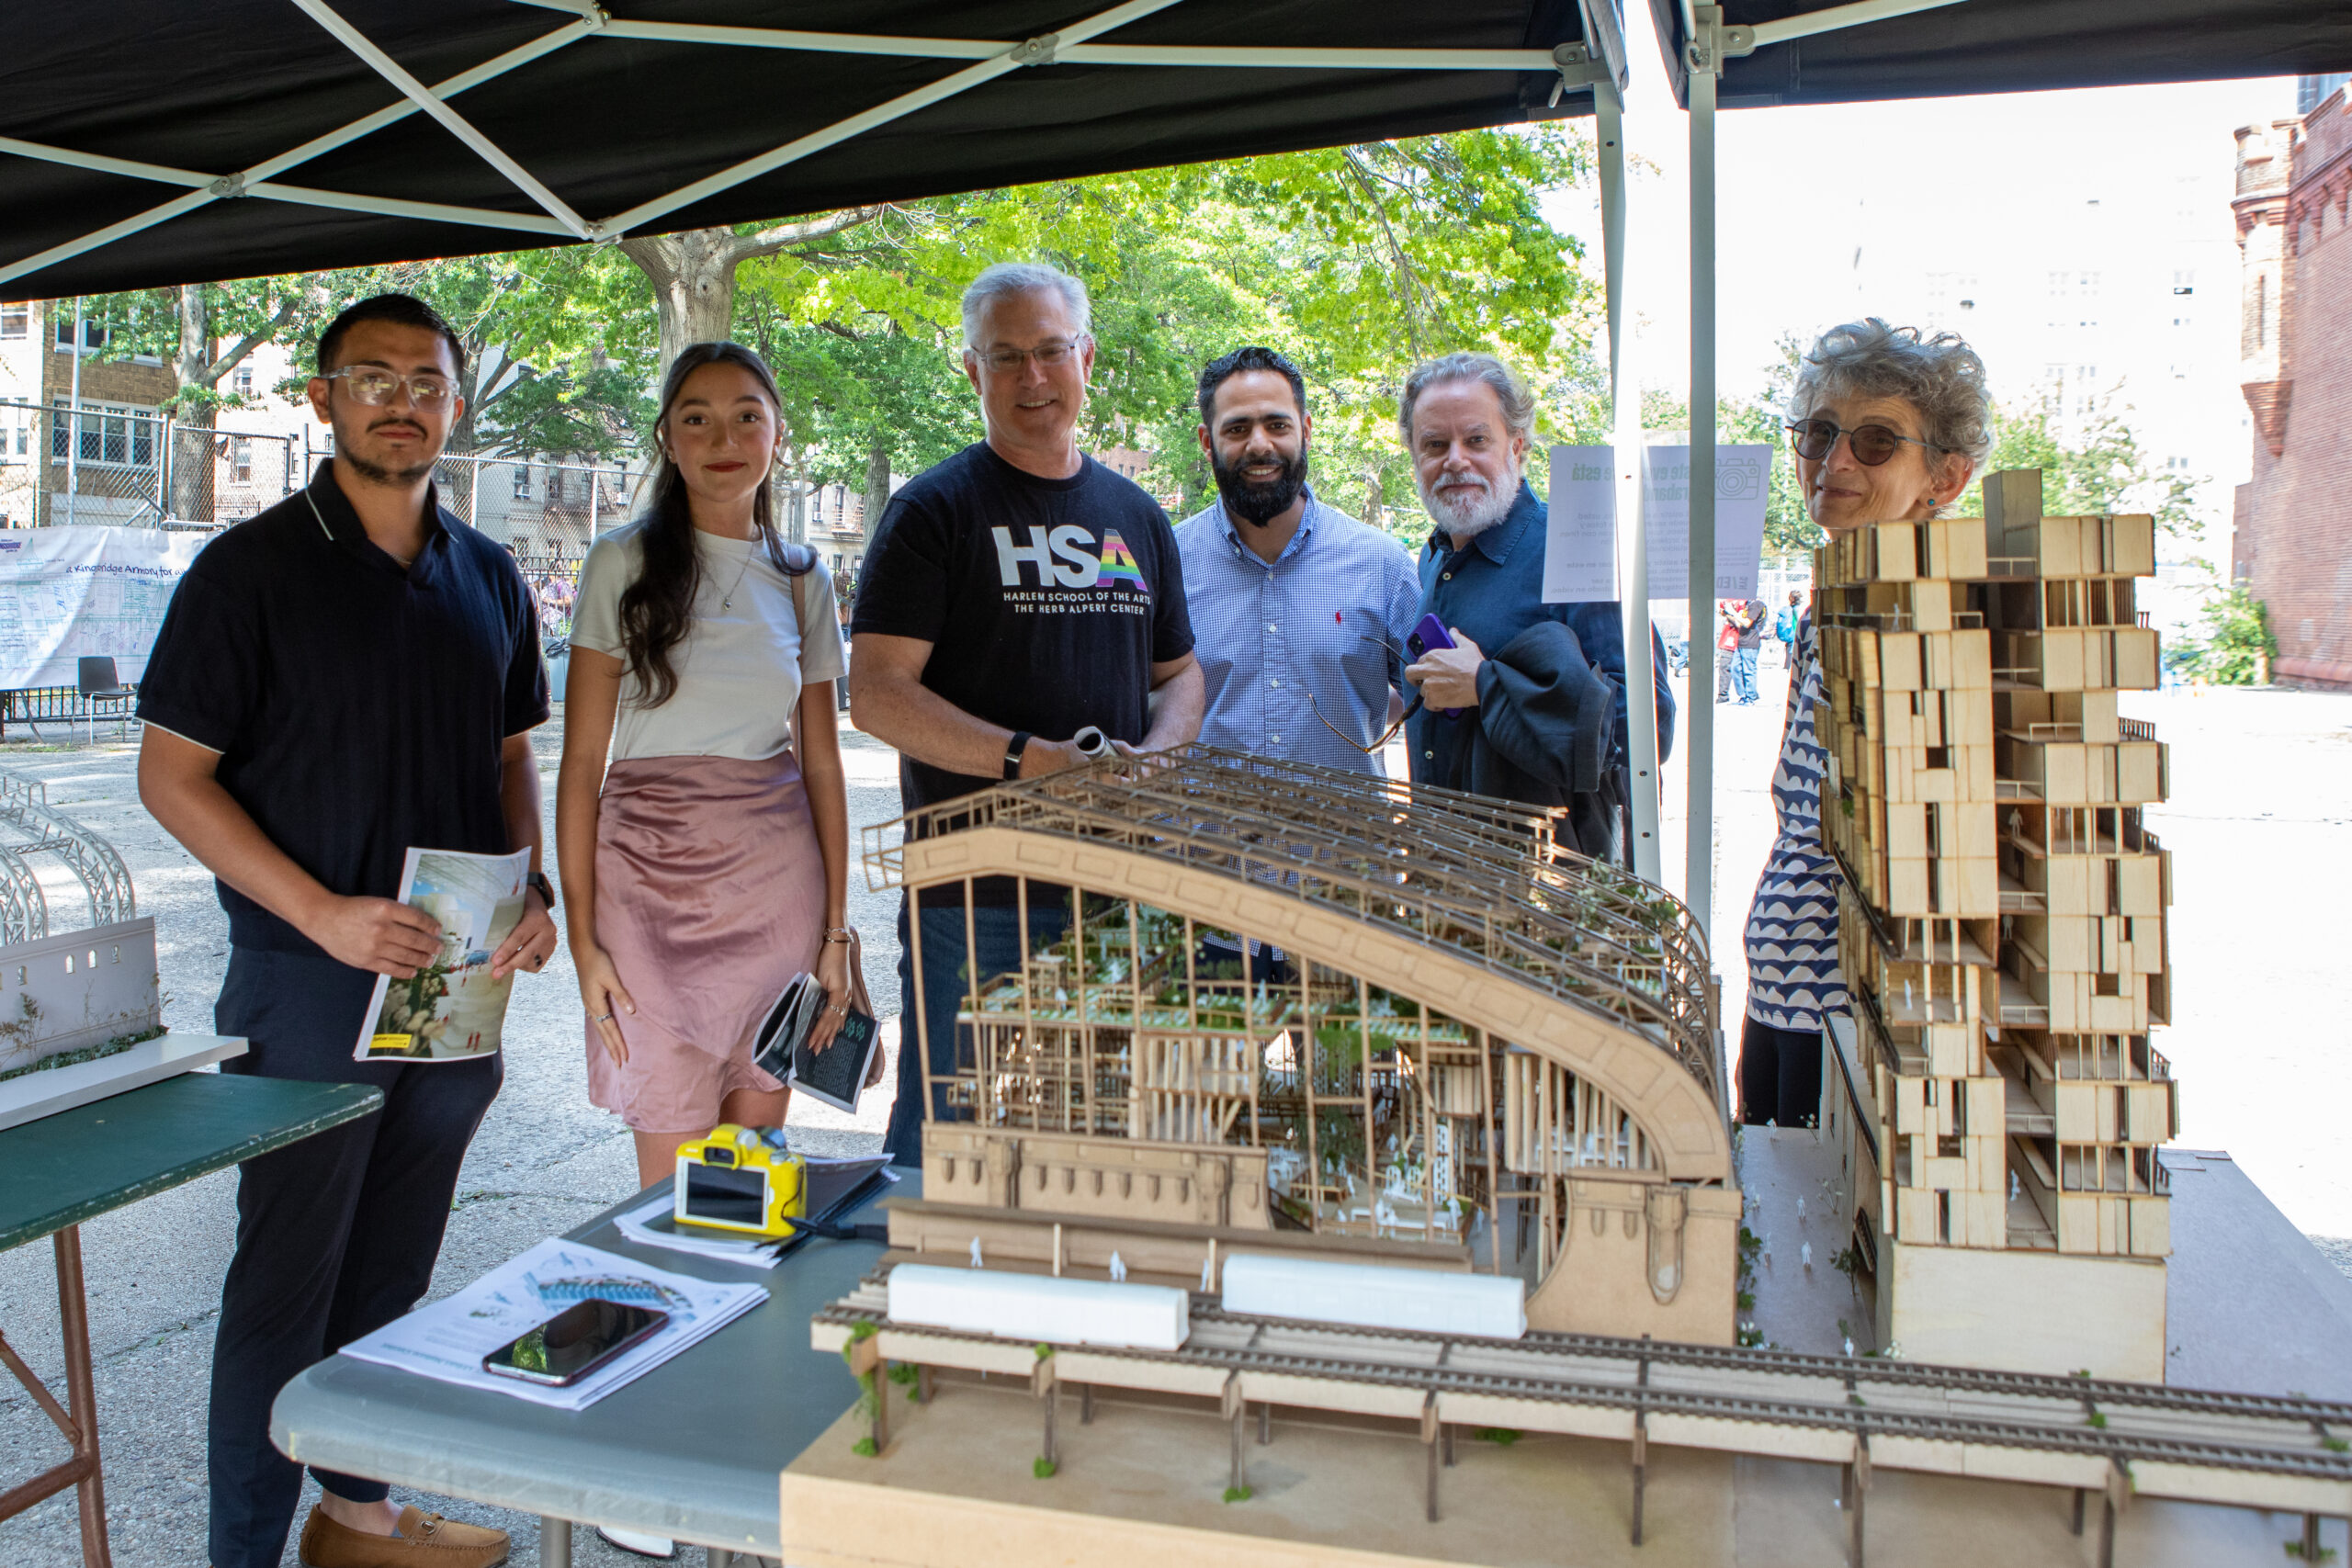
[
  {"left": 1211, "top": 446, "right": 1308, "bottom": 526},
  {"left": 1418, "top": 466, "right": 1518, "bottom": 539},
  {"left": 334, "top": 412, "right": 439, "bottom": 487}
]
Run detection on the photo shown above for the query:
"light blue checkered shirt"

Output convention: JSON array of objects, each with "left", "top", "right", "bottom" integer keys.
[{"left": 1173, "top": 489, "right": 1421, "bottom": 776}]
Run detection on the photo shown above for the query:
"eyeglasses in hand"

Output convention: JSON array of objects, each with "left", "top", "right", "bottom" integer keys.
[
  {"left": 1785, "top": 417, "right": 1946, "bottom": 467},
  {"left": 973, "top": 338, "right": 1086, "bottom": 374},
  {"left": 320, "top": 366, "right": 458, "bottom": 409},
  {"left": 1306, "top": 633, "right": 1421, "bottom": 754}
]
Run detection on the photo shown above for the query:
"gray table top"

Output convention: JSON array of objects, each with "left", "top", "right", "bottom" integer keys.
[{"left": 272, "top": 1169, "right": 914, "bottom": 1555}]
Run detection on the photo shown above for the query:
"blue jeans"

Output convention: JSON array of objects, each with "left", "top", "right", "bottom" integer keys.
[
  {"left": 884, "top": 895, "right": 1069, "bottom": 1166},
  {"left": 1734, "top": 647, "right": 1759, "bottom": 703}
]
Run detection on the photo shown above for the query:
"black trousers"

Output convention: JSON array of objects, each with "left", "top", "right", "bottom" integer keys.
[
  {"left": 1737, "top": 1014, "right": 1824, "bottom": 1130},
  {"left": 208, "top": 948, "right": 503, "bottom": 1568}
]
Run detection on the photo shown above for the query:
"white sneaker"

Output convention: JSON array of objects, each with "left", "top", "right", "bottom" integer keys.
[{"left": 594, "top": 1524, "right": 676, "bottom": 1559}]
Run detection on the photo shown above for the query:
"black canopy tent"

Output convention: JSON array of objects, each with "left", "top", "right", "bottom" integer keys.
[
  {"left": 0, "top": 0, "right": 1613, "bottom": 302},
  {"left": 4, "top": 0, "right": 2346, "bottom": 924}
]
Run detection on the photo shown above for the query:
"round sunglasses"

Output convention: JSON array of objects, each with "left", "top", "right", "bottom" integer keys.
[{"left": 1785, "top": 417, "right": 1948, "bottom": 467}]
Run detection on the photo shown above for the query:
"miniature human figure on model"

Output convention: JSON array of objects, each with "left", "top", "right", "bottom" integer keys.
[
  {"left": 1396, "top": 352, "right": 1676, "bottom": 862},
  {"left": 556, "top": 342, "right": 859, "bottom": 1197},
  {"left": 847, "top": 262, "right": 1204, "bottom": 1167},
  {"left": 1737, "top": 318, "right": 1991, "bottom": 1128},
  {"left": 136, "top": 293, "right": 548, "bottom": 1568}
]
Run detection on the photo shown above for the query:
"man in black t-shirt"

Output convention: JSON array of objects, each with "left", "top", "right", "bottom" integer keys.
[
  {"left": 850, "top": 262, "right": 1202, "bottom": 1163},
  {"left": 138, "top": 296, "right": 549, "bottom": 1568}
]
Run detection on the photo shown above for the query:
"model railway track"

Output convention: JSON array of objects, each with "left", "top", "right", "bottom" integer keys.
[{"left": 814, "top": 1283, "right": 2352, "bottom": 1498}]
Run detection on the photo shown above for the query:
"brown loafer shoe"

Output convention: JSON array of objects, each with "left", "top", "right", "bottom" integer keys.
[{"left": 298, "top": 1503, "right": 510, "bottom": 1568}]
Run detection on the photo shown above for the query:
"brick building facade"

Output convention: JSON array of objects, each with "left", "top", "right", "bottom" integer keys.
[{"left": 2232, "top": 82, "right": 2352, "bottom": 689}]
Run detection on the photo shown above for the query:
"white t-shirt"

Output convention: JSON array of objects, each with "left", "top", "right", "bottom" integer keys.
[{"left": 571, "top": 520, "right": 846, "bottom": 761}]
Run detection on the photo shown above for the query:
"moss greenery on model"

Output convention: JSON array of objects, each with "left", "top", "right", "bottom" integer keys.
[{"left": 0, "top": 1023, "right": 167, "bottom": 1087}]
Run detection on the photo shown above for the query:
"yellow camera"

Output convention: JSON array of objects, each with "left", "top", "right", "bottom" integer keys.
[{"left": 673, "top": 1124, "right": 808, "bottom": 1237}]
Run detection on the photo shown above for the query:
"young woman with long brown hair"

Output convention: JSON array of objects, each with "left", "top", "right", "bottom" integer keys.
[{"left": 557, "top": 342, "right": 856, "bottom": 1193}]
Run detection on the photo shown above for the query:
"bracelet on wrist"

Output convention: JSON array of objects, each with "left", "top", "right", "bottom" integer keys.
[{"left": 821, "top": 927, "right": 854, "bottom": 945}]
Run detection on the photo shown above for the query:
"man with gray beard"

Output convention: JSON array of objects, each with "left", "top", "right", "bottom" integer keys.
[{"left": 1398, "top": 353, "right": 1675, "bottom": 857}]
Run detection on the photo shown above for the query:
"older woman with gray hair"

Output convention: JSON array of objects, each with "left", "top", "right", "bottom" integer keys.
[{"left": 1738, "top": 318, "right": 1992, "bottom": 1127}]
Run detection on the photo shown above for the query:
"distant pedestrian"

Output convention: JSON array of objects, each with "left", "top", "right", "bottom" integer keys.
[
  {"left": 1772, "top": 590, "right": 1800, "bottom": 667},
  {"left": 1735, "top": 595, "right": 1767, "bottom": 704},
  {"left": 1714, "top": 599, "right": 1746, "bottom": 702}
]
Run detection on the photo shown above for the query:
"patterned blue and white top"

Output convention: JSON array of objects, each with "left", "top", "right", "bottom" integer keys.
[{"left": 1743, "top": 613, "right": 1847, "bottom": 1032}]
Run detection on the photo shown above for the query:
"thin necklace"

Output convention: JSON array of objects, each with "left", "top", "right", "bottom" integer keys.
[{"left": 715, "top": 542, "right": 753, "bottom": 612}]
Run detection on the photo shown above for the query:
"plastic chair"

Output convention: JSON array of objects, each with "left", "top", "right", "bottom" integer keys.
[{"left": 75, "top": 657, "right": 135, "bottom": 744}]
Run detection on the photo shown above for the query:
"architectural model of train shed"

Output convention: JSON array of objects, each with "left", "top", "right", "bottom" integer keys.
[{"left": 871, "top": 748, "right": 1739, "bottom": 1344}]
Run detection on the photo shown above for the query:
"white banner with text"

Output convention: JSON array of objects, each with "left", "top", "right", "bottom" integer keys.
[
  {"left": 1543, "top": 444, "right": 1772, "bottom": 604},
  {"left": 0, "top": 526, "right": 205, "bottom": 690}
]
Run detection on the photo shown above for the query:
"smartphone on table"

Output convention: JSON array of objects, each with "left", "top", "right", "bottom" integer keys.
[{"left": 481, "top": 1298, "right": 670, "bottom": 1387}]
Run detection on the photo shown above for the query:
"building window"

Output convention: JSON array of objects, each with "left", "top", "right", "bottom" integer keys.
[
  {"left": 233, "top": 365, "right": 254, "bottom": 396},
  {"left": 513, "top": 465, "right": 532, "bottom": 500},
  {"left": 2256, "top": 275, "right": 2267, "bottom": 349},
  {"left": 0, "top": 304, "right": 25, "bottom": 340},
  {"left": 230, "top": 437, "right": 253, "bottom": 484},
  {"left": 50, "top": 401, "right": 157, "bottom": 467},
  {"left": 51, "top": 316, "right": 107, "bottom": 353},
  {"left": 548, "top": 468, "right": 565, "bottom": 502}
]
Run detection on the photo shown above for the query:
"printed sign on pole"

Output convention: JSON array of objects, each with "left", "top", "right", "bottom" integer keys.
[{"left": 1543, "top": 444, "right": 1773, "bottom": 604}]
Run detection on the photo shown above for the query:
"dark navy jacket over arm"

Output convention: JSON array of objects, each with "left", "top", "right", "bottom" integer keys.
[{"left": 1405, "top": 480, "right": 1676, "bottom": 796}]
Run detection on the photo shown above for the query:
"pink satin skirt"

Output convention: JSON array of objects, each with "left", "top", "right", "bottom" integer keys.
[{"left": 586, "top": 750, "right": 826, "bottom": 1134}]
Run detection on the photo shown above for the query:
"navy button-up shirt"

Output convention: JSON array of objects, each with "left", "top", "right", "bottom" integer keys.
[
  {"left": 1407, "top": 480, "right": 1676, "bottom": 795},
  {"left": 1174, "top": 488, "right": 1420, "bottom": 774}
]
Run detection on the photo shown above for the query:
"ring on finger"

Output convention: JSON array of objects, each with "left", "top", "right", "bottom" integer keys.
[{"left": 592, "top": 1011, "right": 614, "bottom": 1022}]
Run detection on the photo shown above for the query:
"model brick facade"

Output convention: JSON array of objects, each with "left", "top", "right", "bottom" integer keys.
[{"left": 2232, "top": 85, "right": 2352, "bottom": 688}]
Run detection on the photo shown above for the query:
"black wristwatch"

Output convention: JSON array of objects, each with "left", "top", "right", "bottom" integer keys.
[
  {"left": 1003, "top": 730, "right": 1032, "bottom": 780},
  {"left": 526, "top": 870, "right": 556, "bottom": 908}
]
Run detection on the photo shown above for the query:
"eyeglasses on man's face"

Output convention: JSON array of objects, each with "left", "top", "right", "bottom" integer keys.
[
  {"left": 320, "top": 366, "right": 457, "bottom": 409},
  {"left": 973, "top": 338, "right": 1086, "bottom": 374},
  {"left": 1785, "top": 417, "right": 1945, "bottom": 468}
]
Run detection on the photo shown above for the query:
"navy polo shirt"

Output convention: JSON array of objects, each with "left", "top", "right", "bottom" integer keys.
[
  {"left": 138, "top": 461, "right": 548, "bottom": 955},
  {"left": 1407, "top": 480, "right": 1677, "bottom": 793}
]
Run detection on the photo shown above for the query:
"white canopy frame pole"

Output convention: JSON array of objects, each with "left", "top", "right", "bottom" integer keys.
[
  {"left": 603, "top": 0, "right": 1191, "bottom": 236},
  {"left": 0, "top": 21, "right": 592, "bottom": 288},
  {"left": 288, "top": 0, "right": 596, "bottom": 238},
  {"left": 1594, "top": 84, "right": 1662, "bottom": 886},
  {"left": 1683, "top": 8, "right": 1724, "bottom": 938}
]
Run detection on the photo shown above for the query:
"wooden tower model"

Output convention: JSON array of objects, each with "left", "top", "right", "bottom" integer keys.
[{"left": 1814, "top": 468, "right": 2178, "bottom": 1379}]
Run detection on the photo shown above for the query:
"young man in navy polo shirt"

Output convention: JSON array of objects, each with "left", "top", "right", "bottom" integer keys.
[{"left": 138, "top": 295, "right": 555, "bottom": 1568}]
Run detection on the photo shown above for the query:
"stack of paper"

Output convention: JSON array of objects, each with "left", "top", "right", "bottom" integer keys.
[{"left": 338, "top": 1237, "right": 766, "bottom": 1410}]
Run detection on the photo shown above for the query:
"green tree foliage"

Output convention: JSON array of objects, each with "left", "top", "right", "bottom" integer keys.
[
  {"left": 2170, "top": 582, "right": 2276, "bottom": 684},
  {"left": 733, "top": 127, "right": 1596, "bottom": 536}
]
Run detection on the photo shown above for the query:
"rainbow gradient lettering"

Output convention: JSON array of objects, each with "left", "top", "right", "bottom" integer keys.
[{"left": 1096, "top": 530, "right": 1150, "bottom": 593}]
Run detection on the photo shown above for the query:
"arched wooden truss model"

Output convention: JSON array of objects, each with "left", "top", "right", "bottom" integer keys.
[{"left": 865, "top": 746, "right": 1740, "bottom": 1343}]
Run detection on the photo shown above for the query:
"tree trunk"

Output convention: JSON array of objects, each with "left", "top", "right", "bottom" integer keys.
[
  {"left": 170, "top": 284, "right": 216, "bottom": 525},
  {"left": 617, "top": 229, "right": 743, "bottom": 385},
  {"left": 861, "top": 436, "right": 892, "bottom": 554},
  {"left": 1363, "top": 465, "right": 1385, "bottom": 531}
]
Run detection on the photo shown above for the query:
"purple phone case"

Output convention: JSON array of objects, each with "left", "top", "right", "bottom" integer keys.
[{"left": 1410, "top": 615, "right": 1462, "bottom": 718}]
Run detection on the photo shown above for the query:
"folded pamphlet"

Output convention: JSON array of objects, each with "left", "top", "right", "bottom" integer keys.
[
  {"left": 352, "top": 846, "right": 533, "bottom": 1062},
  {"left": 752, "top": 972, "right": 880, "bottom": 1114}
]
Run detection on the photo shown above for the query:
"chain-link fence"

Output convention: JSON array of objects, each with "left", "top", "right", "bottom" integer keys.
[{"left": 0, "top": 399, "right": 302, "bottom": 530}]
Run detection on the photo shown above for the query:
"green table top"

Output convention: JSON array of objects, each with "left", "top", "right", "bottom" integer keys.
[{"left": 0, "top": 1073, "right": 383, "bottom": 1252}]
